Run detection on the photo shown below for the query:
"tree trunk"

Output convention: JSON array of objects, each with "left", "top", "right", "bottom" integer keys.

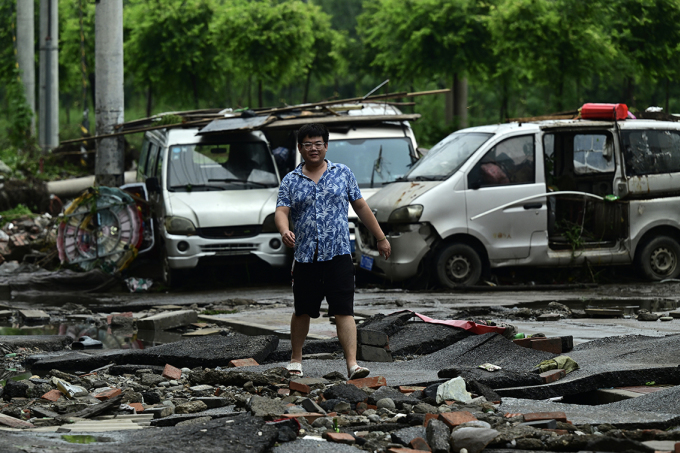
[
  {"left": 258, "top": 80, "right": 263, "bottom": 108},
  {"left": 666, "top": 79, "right": 670, "bottom": 113},
  {"left": 453, "top": 74, "right": 468, "bottom": 129},
  {"left": 146, "top": 84, "right": 152, "bottom": 117},
  {"left": 445, "top": 76, "right": 454, "bottom": 125},
  {"left": 303, "top": 69, "right": 312, "bottom": 104},
  {"left": 499, "top": 77, "right": 508, "bottom": 123},
  {"left": 191, "top": 74, "right": 199, "bottom": 110}
]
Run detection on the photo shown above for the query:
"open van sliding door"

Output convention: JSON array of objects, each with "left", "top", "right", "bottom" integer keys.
[
  {"left": 465, "top": 133, "right": 547, "bottom": 260},
  {"left": 543, "top": 129, "right": 628, "bottom": 251}
]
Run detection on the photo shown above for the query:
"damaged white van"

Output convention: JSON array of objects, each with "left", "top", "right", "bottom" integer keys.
[{"left": 356, "top": 104, "right": 680, "bottom": 287}]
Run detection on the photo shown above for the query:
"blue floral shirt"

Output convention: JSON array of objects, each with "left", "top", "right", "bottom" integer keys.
[{"left": 277, "top": 160, "right": 362, "bottom": 263}]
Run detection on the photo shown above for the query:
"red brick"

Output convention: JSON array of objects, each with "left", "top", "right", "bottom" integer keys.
[
  {"left": 530, "top": 338, "right": 562, "bottom": 354},
  {"left": 387, "top": 448, "right": 431, "bottom": 453},
  {"left": 543, "top": 429, "right": 568, "bottom": 435},
  {"left": 280, "top": 412, "right": 324, "bottom": 424},
  {"left": 162, "top": 364, "right": 182, "bottom": 380},
  {"left": 41, "top": 389, "right": 62, "bottom": 402},
  {"left": 228, "top": 358, "right": 259, "bottom": 368},
  {"left": 347, "top": 375, "right": 387, "bottom": 389},
  {"left": 277, "top": 388, "right": 290, "bottom": 397},
  {"left": 366, "top": 404, "right": 377, "bottom": 410},
  {"left": 423, "top": 413, "right": 438, "bottom": 427},
  {"left": 323, "top": 432, "right": 355, "bottom": 444},
  {"left": 399, "top": 386, "right": 426, "bottom": 393},
  {"left": 674, "top": 441, "right": 680, "bottom": 453},
  {"left": 129, "top": 403, "right": 144, "bottom": 412},
  {"left": 513, "top": 338, "right": 533, "bottom": 348},
  {"left": 289, "top": 380, "right": 310, "bottom": 394},
  {"left": 439, "top": 411, "right": 477, "bottom": 428},
  {"left": 540, "top": 369, "right": 566, "bottom": 384},
  {"left": 0, "top": 414, "right": 34, "bottom": 429},
  {"left": 409, "top": 437, "right": 432, "bottom": 451},
  {"left": 9, "top": 233, "right": 28, "bottom": 248},
  {"left": 523, "top": 412, "right": 568, "bottom": 423},
  {"left": 107, "top": 311, "right": 133, "bottom": 325},
  {"left": 93, "top": 388, "right": 122, "bottom": 400},
  {"left": 326, "top": 412, "right": 337, "bottom": 417}
]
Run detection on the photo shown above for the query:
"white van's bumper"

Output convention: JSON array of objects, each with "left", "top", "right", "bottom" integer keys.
[
  {"left": 355, "top": 223, "right": 432, "bottom": 281},
  {"left": 164, "top": 232, "right": 288, "bottom": 269}
]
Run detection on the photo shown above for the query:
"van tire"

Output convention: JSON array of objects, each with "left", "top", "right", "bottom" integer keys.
[
  {"left": 435, "top": 243, "right": 483, "bottom": 288},
  {"left": 636, "top": 235, "right": 680, "bottom": 281}
]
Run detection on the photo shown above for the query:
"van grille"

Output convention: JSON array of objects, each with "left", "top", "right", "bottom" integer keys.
[
  {"left": 200, "top": 243, "right": 258, "bottom": 255},
  {"left": 197, "top": 225, "right": 261, "bottom": 239}
]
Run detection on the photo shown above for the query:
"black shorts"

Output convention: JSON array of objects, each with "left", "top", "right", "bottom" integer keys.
[{"left": 292, "top": 254, "right": 354, "bottom": 318}]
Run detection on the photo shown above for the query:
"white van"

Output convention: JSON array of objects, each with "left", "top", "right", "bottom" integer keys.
[
  {"left": 137, "top": 103, "right": 419, "bottom": 285},
  {"left": 356, "top": 108, "right": 680, "bottom": 287}
]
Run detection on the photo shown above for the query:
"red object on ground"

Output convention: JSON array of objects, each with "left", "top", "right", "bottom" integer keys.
[
  {"left": 228, "top": 358, "right": 259, "bottom": 367},
  {"left": 524, "top": 411, "right": 568, "bottom": 422},
  {"left": 41, "top": 390, "right": 62, "bottom": 402},
  {"left": 405, "top": 311, "right": 508, "bottom": 335},
  {"left": 323, "top": 432, "right": 356, "bottom": 444},
  {"left": 581, "top": 103, "right": 628, "bottom": 120},
  {"left": 129, "top": 403, "right": 144, "bottom": 412},
  {"left": 347, "top": 376, "right": 387, "bottom": 389},
  {"left": 162, "top": 364, "right": 182, "bottom": 380},
  {"left": 439, "top": 411, "right": 477, "bottom": 428}
]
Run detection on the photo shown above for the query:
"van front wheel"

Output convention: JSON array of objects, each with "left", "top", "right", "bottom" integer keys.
[
  {"left": 637, "top": 236, "right": 680, "bottom": 281},
  {"left": 435, "top": 243, "right": 483, "bottom": 288}
]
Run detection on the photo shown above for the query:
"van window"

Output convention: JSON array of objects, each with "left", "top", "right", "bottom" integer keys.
[
  {"left": 138, "top": 139, "right": 151, "bottom": 176},
  {"left": 147, "top": 144, "right": 160, "bottom": 177},
  {"left": 326, "top": 138, "right": 415, "bottom": 188},
  {"left": 574, "top": 134, "right": 614, "bottom": 174},
  {"left": 468, "top": 135, "right": 535, "bottom": 187},
  {"left": 622, "top": 129, "right": 680, "bottom": 176},
  {"left": 407, "top": 132, "right": 492, "bottom": 180},
  {"left": 166, "top": 142, "right": 278, "bottom": 191}
]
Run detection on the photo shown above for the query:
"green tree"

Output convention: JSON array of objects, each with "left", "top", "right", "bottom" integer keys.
[
  {"left": 125, "top": 0, "right": 223, "bottom": 112},
  {"left": 301, "top": 12, "right": 346, "bottom": 103},
  {"left": 488, "top": 0, "right": 615, "bottom": 113},
  {"left": 606, "top": 0, "right": 680, "bottom": 110},
  {"left": 358, "top": 0, "right": 491, "bottom": 128}
]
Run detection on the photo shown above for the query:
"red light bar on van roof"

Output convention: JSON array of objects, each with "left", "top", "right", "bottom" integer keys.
[{"left": 580, "top": 103, "right": 628, "bottom": 120}]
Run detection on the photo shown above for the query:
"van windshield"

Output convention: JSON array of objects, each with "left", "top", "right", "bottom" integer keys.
[
  {"left": 167, "top": 142, "right": 279, "bottom": 191},
  {"left": 405, "top": 132, "right": 492, "bottom": 180},
  {"left": 326, "top": 137, "right": 415, "bottom": 188}
]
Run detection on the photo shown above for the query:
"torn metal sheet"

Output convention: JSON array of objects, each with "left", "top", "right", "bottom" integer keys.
[{"left": 198, "top": 115, "right": 273, "bottom": 135}]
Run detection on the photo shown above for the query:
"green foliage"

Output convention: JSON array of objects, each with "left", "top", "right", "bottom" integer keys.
[{"left": 0, "top": 204, "right": 35, "bottom": 227}]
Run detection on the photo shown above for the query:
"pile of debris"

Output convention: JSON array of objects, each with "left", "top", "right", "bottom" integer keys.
[{"left": 0, "top": 214, "right": 56, "bottom": 267}]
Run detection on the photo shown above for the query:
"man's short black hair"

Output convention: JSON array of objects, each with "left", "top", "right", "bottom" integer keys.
[{"left": 297, "top": 123, "right": 329, "bottom": 144}]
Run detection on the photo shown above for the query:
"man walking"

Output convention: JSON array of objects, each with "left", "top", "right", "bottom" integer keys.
[{"left": 275, "top": 123, "right": 391, "bottom": 379}]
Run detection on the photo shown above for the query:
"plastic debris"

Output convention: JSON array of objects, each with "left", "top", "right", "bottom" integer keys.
[
  {"left": 436, "top": 376, "right": 472, "bottom": 404},
  {"left": 125, "top": 277, "right": 153, "bottom": 292},
  {"left": 53, "top": 377, "right": 88, "bottom": 399},
  {"left": 478, "top": 363, "right": 502, "bottom": 372}
]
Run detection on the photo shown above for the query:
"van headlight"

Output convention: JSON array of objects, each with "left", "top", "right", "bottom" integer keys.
[
  {"left": 262, "top": 213, "right": 277, "bottom": 233},
  {"left": 164, "top": 216, "right": 196, "bottom": 235},
  {"left": 388, "top": 205, "right": 424, "bottom": 223}
]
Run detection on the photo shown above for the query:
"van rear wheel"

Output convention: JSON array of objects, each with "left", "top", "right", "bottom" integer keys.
[
  {"left": 636, "top": 236, "right": 680, "bottom": 281},
  {"left": 435, "top": 243, "right": 483, "bottom": 288}
]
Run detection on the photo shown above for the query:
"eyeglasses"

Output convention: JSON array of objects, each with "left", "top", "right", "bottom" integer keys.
[{"left": 300, "top": 141, "right": 326, "bottom": 150}]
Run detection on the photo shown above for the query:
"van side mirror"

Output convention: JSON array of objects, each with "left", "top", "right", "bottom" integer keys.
[{"left": 146, "top": 177, "right": 160, "bottom": 194}]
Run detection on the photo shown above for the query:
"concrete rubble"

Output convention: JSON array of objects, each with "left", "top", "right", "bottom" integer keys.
[{"left": 0, "top": 302, "right": 679, "bottom": 453}]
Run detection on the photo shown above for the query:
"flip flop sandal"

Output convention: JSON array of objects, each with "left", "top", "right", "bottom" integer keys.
[
  {"left": 348, "top": 364, "right": 370, "bottom": 380},
  {"left": 286, "top": 362, "right": 303, "bottom": 377}
]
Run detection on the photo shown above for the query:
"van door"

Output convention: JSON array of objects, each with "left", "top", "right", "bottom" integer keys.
[{"left": 465, "top": 134, "right": 547, "bottom": 260}]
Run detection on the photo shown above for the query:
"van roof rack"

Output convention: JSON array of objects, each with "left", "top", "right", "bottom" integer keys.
[{"left": 59, "top": 89, "right": 449, "bottom": 146}]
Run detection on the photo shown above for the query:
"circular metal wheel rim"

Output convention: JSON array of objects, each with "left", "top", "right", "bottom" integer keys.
[
  {"left": 445, "top": 253, "right": 472, "bottom": 282},
  {"left": 650, "top": 247, "right": 677, "bottom": 276}
]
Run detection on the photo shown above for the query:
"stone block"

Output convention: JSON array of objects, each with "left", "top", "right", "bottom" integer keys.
[
  {"left": 530, "top": 338, "right": 562, "bottom": 354},
  {"left": 93, "top": 388, "right": 122, "bottom": 401},
  {"left": 426, "top": 419, "right": 450, "bottom": 453},
  {"left": 438, "top": 411, "right": 477, "bottom": 429},
  {"left": 289, "top": 380, "right": 310, "bottom": 394},
  {"left": 41, "top": 389, "right": 62, "bottom": 402},
  {"left": 560, "top": 335, "right": 574, "bottom": 351},
  {"left": 162, "top": 364, "right": 182, "bottom": 380},
  {"left": 191, "top": 397, "right": 229, "bottom": 409},
  {"left": 540, "top": 369, "right": 566, "bottom": 384},
  {"left": 524, "top": 411, "right": 567, "bottom": 423},
  {"left": 400, "top": 386, "right": 426, "bottom": 394},
  {"left": 228, "top": 358, "right": 259, "bottom": 367},
  {"left": 323, "top": 431, "right": 355, "bottom": 444},
  {"left": 129, "top": 403, "right": 145, "bottom": 412},
  {"left": 410, "top": 437, "right": 432, "bottom": 451},
  {"left": 300, "top": 398, "right": 326, "bottom": 414},
  {"left": 357, "top": 344, "right": 393, "bottom": 362},
  {"left": 281, "top": 412, "right": 325, "bottom": 424},
  {"left": 347, "top": 375, "right": 387, "bottom": 389},
  {"left": 391, "top": 426, "right": 427, "bottom": 446},
  {"left": 520, "top": 419, "right": 557, "bottom": 429},
  {"left": 137, "top": 310, "right": 198, "bottom": 331},
  {"left": 537, "top": 313, "right": 560, "bottom": 321},
  {"left": 146, "top": 406, "right": 174, "bottom": 419},
  {"left": 358, "top": 329, "right": 389, "bottom": 347},
  {"left": 513, "top": 338, "right": 532, "bottom": 348},
  {"left": 19, "top": 309, "right": 50, "bottom": 322},
  {"left": 388, "top": 449, "right": 431, "bottom": 453}
]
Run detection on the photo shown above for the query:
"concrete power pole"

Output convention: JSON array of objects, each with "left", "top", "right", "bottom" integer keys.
[
  {"left": 17, "top": 0, "right": 36, "bottom": 134},
  {"left": 39, "top": 0, "right": 59, "bottom": 151},
  {"left": 94, "top": 0, "right": 124, "bottom": 187}
]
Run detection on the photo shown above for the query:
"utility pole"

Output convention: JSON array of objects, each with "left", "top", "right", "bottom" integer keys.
[
  {"left": 95, "top": 0, "right": 124, "bottom": 187},
  {"left": 39, "top": 0, "right": 59, "bottom": 152},
  {"left": 17, "top": 0, "right": 35, "bottom": 134}
]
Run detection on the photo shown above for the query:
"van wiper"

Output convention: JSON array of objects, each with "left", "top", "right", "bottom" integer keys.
[
  {"left": 208, "top": 178, "right": 271, "bottom": 188},
  {"left": 369, "top": 145, "right": 383, "bottom": 188},
  {"left": 170, "top": 183, "right": 225, "bottom": 192}
]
